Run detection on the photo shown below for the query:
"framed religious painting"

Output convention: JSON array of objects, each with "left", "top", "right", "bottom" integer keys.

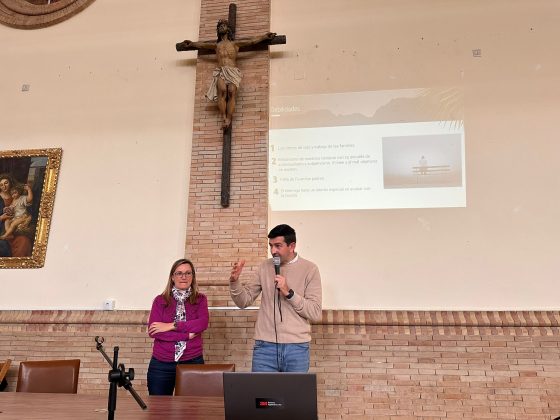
[{"left": 0, "top": 148, "right": 62, "bottom": 268}]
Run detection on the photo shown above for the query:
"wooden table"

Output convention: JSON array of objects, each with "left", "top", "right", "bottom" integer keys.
[{"left": 0, "top": 392, "right": 225, "bottom": 419}]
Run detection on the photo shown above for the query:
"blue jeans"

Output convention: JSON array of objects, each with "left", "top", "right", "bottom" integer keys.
[
  {"left": 251, "top": 340, "right": 310, "bottom": 372},
  {"left": 147, "top": 355, "right": 204, "bottom": 395}
]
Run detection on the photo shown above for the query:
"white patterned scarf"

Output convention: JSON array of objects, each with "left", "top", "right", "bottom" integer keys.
[{"left": 172, "top": 286, "right": 192, "bottom": 362}]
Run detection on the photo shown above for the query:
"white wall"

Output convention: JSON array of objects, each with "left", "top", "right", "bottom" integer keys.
[
  {"left": 2, "top": 0, "right": 559, "bottom": 311},
  {"left": 270, "top": 0, "right": 560, "bottom": 309},
  {"left": 0, "top": 0, "right": 200, "bottom": 309}
]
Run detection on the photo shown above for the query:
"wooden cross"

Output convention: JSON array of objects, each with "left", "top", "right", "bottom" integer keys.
[{"left": 176, "top": 3, "right": 286, "bottom": 207}]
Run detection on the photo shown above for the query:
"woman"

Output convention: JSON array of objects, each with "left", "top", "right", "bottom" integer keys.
[
  {"left": 147, "top": 258, "right": 209, "bottom": 395},
  {"left": 0, "top": 173, "right": 33, "bottom": 257}
]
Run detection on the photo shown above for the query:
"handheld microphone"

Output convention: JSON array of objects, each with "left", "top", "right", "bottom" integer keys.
[
  {"left": 273, "top": 256, "right": 281, "bottom": 275},
  {"left": 272, "top": 256, "right": 282, "bottom": 321}
]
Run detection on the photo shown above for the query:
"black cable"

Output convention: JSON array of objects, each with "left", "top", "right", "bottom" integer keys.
[
  {"left": 277, "top": 289, "right": 283, "bottom": 322},
  {"left": 273, "top": 280, "right": 281, "bottom": 371}
]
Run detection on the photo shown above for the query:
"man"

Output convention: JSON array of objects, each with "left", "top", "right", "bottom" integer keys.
[
  {"left": 419, "top": 155, "right": 428, "bottom": 175},
  {"left": 177, "top": 20, "right": 275, "bottom": 129},
  {"left": 229, "top": 224, "right": 322, "bottom": 372}
]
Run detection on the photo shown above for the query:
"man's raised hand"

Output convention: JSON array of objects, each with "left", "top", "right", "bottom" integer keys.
[{"left": 230, "top": 259, "right": 246, "bottom": 282}]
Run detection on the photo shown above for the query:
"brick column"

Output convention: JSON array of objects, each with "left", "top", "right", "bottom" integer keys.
[{"left": 185, "top": 0, "right": 271, "bottom": 306}]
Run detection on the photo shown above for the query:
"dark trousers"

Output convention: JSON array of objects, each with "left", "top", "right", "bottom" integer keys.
[{"left": 147, "top": 355, "right": 204, "bottom": 395}]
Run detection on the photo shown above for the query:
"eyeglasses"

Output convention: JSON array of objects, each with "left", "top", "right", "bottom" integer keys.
[{"left": 173, "top": 271, "right": 193, "bottom": 278}]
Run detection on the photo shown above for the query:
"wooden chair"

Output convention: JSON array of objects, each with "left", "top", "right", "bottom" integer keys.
[
  {"left": 175, "top": 363, "right": 235, "bottom": 397},
  {"left": 16, "top": 359, "right": 80, "bottom": 394},
  {"left": 0, "top": 359, "right": 12, "bottom": 391}
]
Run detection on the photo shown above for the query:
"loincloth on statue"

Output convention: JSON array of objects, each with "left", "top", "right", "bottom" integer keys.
[{"left": 205, "top": 66, "right": 242, "bottom": 102}]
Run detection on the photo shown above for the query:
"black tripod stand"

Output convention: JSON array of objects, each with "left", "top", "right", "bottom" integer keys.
[{"left": 94, "top": 336, "right": 147, "bottom": 420}]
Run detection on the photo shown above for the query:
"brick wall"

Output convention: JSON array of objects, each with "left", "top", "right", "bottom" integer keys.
[
  {"left": 185, "top": 0, "right": 270, "bottom": 307},
  {"left": 2, "top": 1, "right": 560, "bottom": 419},
  {"left": 0, "top": 0, "right": 96, "bottom": 29},
  {"left": 1, "top": 310, "right": 559, "bottom": 419}
]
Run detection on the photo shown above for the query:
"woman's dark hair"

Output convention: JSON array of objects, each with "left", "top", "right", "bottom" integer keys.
[{"left": 0, "top": 174, "right": 16, "bottom": 192}]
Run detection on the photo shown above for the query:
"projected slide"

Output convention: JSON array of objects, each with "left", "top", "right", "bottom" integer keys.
[
  {"left": 269, "top": 88, "right": 465, "bottom": 211},
  {"left": 269, "top": 122, "right": 464, "bottom": 210}
]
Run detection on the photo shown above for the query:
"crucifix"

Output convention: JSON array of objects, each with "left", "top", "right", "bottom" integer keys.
[{"left": 176, "top": 3, "right": 286, "bottom": 207}]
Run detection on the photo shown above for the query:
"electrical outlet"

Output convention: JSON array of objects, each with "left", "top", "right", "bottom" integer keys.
[{"left": 103, "top": 299, "right": 116, "bottom": 310}]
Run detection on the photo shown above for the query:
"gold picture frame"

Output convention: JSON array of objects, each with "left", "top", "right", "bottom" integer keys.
[{"left": 0, "top": 148, "right": 62, "bottom": 268}]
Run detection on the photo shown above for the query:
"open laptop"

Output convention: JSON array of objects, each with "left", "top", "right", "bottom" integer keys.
[{"left": 223, "top": 372, "right": 318, "bottom": 420}]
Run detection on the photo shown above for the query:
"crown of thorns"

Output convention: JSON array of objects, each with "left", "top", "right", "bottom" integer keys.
[{"left": 216, "top": 19, "right": 233, "bottom": 39}]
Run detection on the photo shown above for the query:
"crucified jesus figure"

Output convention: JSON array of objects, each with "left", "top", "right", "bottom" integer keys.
[{"left": 177, "top": 20, "right": 276, "bottom": 129}]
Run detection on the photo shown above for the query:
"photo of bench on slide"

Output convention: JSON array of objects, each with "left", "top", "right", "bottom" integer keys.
[
  {"left": 412, "top": 164, "right": 451, "bottom": 176},
  {"left": 410, "top": 164, "right": 455, "bottom": 186}
]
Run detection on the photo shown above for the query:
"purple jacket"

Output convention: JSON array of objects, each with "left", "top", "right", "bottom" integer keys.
[{"left": 148, "top": 293, "right": 209, "bottom": 362}]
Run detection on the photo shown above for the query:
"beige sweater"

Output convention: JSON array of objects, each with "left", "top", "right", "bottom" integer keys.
[{"left": 230, "top": 256, "right": 322, "bottom": 343}]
